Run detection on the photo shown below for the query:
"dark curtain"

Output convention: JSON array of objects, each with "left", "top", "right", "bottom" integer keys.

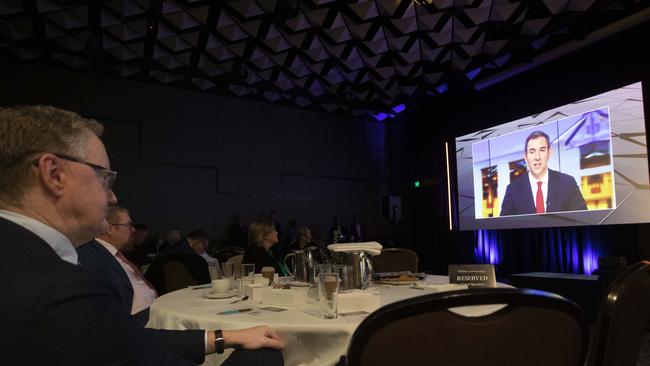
[{"left": 473, "top": 225, "right": 640, "bottom": 277}]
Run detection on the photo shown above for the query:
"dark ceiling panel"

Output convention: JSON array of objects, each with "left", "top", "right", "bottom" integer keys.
[{"left": 0, "top": 0, "right": 648, "bottom": 119}]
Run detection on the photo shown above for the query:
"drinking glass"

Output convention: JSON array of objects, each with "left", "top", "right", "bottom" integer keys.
[
  {"left": 318, "top": 272, "right": 340, "bottom": 319},
  {"left": 333, "top": 264, "right": 353, "bottom": 293},
  {"left": 240, "top": 263, "right": 255, "bottom": 294},
  {"left": 309, "top": 263, "right": 334, "bottom": 299}
]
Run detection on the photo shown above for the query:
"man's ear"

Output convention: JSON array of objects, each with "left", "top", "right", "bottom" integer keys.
[{"left": 37, "top": 154, "right": 65, "bottom": 198}]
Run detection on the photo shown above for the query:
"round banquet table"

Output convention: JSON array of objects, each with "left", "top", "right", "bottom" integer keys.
[{"left": 147, "top": 275, "right": 509, "bottom": 366}]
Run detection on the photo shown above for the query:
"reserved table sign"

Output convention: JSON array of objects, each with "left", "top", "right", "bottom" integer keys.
[{"left": 448, "top": 264, "right": 496, "bottom": 288}]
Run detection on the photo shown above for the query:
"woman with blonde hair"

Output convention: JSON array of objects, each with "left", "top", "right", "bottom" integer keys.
[{"left": 243, "top": 218, "right": 289, "bottom": 275}]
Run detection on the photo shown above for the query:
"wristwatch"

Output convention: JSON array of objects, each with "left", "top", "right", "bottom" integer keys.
[{"left": 214, "top": 330, "right": 225, "bottom": 354}]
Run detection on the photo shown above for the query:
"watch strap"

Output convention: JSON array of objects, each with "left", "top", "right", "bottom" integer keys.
[{"left": 214, "top": 329, "right": 225, "bottom": 354}]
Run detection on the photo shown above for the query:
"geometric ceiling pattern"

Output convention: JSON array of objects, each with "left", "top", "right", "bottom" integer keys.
[{"left": 1, "top": 0, "right": 649, "bottom": 119}]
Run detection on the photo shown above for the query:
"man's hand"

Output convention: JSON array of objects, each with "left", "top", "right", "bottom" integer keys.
[{"left": 223, "top": 326, "right": 285, "bottom": 350}]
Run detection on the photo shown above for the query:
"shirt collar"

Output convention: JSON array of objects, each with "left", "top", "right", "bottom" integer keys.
[
  {"left": 0, "top": 209, "right": 78, "bottom": 265},
  {"left": 528, "top": 169, "right": 549, "bottom": 185},
  {"left": 95, "top": 237, "right": 118, "bottom": 256}
]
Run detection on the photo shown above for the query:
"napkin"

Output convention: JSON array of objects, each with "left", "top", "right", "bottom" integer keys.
[{"left": 327, "top": 242, "right": 383, "bottom": 256}]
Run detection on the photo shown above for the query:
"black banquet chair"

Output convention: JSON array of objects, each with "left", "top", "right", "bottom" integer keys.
[
  {"left": 345, "top": 288, "right": 590, "bottom": 366},
  {"left": 371, "top": 248, "right": 419, "bottom": 273},
  {"left": 144, "top": 254, "right": 210, "bottom": 295},
  {"left": 587, "top": 260, "right": 650, "bottom": 366}
]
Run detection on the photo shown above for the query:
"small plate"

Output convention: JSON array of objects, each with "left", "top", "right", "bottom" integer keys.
[
  {"left": 203, "top": 290, "right": 238, "bottom": 299},
  {"left": 287, "top": 281, "right": 310, "bottom": 287}
]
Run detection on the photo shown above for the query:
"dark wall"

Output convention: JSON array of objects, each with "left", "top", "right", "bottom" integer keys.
[
  {"left": 0, "top": 58, "right": 390, "bottom": 244},
  {"left": 399, "top": 19, "right": 650, "bottom": 271}
]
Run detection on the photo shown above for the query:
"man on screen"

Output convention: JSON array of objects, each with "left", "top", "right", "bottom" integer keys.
[{"left": 500, "top": 130, "right": 587, "bottom": 216}]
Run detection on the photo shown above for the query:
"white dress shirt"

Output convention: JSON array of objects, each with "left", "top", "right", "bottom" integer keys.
[
  {"left": 200, "top": 252, "right": 219, "bottom": 264},
  {"left": 527, "top": 170, "right": 549, "bottom": 211},
  {"left": 0, "top": 209, "right": 78, "bottom": 264},
  {"left": 95, "top": 238, "right": 157, "bottom": 315}
]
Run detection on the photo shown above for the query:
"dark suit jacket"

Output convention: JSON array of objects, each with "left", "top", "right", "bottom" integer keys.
[
  {"left": 162, "top": 239, "right": 196, "bottom": 256},
  {"left": 146, "top": 240, "right": 210, "bottom": 295},
  {"left": 349, "top": 223, "right": 365, "bottom": 242},
  {"left": 500, "top": 169, "right": 587, "bottom": 216},
  {"left": 0, "top": 217, "right": 204, "bottom": 365},
  {"left": 77, "top": 240, "right": 149, "bottom": 326}
]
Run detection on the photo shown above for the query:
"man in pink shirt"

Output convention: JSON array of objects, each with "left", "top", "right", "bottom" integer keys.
[{"left": 78, "top": 205, "right": 156, "bottom": 324}]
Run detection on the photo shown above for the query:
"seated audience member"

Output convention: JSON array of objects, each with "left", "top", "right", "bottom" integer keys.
[
  {"left": 162, "top": 229, "right": 209, "bottom": 256},
  {"left": 285, "top": 219, "right": 301, "bottom": 252},
  {"left": 146, "top": 230, "right": 212, "bottom": 293},
  {"left": 124, "top": 222, "right": 149, "bottom": 267},
  {"left": 269, "top": 210, "right": 283, "bottom": 258},
  {"left": 77, "top": 206, "right": 157, "bottom": 326},
  {"left": 161, "top": 229, "right": 220, "bottom": 264},
  {"left": 288, "top": 225, "right": 313, "bottom": 252},
  {"left": 0, "top": 105, "right": 284, "bottom": 365},
  {"left": 159, "top": 229, "right": 181, "bottom": 252},
  {"left": 201, "top": 249, "right": 220, "bottom": 264},
  {"left": 349, "top": 214, "right": 365, "bottom": 242},
  {"left": 243, "top": 219, "right": 289, "bottom": 275},
  {"left": 330, "top": 216, "right": 348, "bottom": 243}
]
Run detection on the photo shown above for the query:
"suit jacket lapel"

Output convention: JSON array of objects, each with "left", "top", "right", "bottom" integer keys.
[
  {"left": 521, "top": 177, "right": 536, "bottom": 213},
  {"left": 95, "top": 242, "right": 135, "bottom": 297}
]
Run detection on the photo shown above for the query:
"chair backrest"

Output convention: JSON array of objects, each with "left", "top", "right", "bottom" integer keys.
[
  {"left": 347, "top": 288, "right": 590, "bottom": 366},
  {"left": 590, "top": 256, "right": 628, "bottom": 321},
  {"left": 163, "top": 260, "right": 199, "bottom": 292},
  {"left": 226, "top": 254, "right": 244, "bottom": 266},
  {"left": 144, "top": 253, "right": 210, "bottom": 295},
  {"left": 216, "top": 246, "right": 246, "bottom": 264},
  {"left": 371, "top": 248, "right": 418, "bottom": 273},
  {"left": 588, "top": 260, "right": 650, "bottom": 366}
]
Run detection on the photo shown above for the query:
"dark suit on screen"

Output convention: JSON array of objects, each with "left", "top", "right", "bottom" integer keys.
[
  {"left": 77, "top": 240, "right": 151, "bottom": 326},
  {"left": 500, "top": 169, "right": 587, "bottom": 216},
  {"left": 0, "top": 217, "right": 203, "bottom": 365}
]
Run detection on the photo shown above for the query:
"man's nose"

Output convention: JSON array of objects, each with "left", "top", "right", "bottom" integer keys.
[{"left": 107, "top": 189, "right": 118, "bottom": 204}]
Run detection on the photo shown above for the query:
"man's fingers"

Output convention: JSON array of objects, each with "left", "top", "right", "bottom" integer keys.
[
  {"left": 264, "top": 327, "right": 282, "bottom": 341},
  {"left": 263, "top": 337, "right": 285, "bottom": 349}
]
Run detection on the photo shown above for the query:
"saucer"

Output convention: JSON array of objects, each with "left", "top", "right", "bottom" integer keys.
[{"left": 203, "top": 290, "right": 238, "bottom": 299}]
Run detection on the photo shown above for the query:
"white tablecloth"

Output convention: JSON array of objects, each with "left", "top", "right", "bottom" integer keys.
[{"left": 147, "top": 275, "right": 509, "bottom": 366}]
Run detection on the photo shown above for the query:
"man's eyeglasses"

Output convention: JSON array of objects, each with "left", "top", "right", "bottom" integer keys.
[
  {"left": 52, "top": 153, "right": 117, "bottom": 190},
  {"left": 111, "top": 221, "right": 134, "bottom": 228}
]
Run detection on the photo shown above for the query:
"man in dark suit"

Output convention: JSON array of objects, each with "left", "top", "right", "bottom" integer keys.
[
  {"left": 349, "top": 214, "right": 365, "bottom": 242},
  {"left": 146, "top": 230, "right": 212, "bottom": 294},
  {"left": 0, "top": 106, "right": 284, "bottom": 365},
  {"left": 500, "top": 130, "right": 587, "bottom": 216},
  {"left": 77, "top": 205, "right": 157, "bottom": 326}
]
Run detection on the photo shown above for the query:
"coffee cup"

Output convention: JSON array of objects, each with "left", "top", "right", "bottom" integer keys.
[
  {"left": 211, "top": 278, "right": 230, "bottom": 293},
  {"left": 261, "top": 266, "right": 275, "bottom": 286}
]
